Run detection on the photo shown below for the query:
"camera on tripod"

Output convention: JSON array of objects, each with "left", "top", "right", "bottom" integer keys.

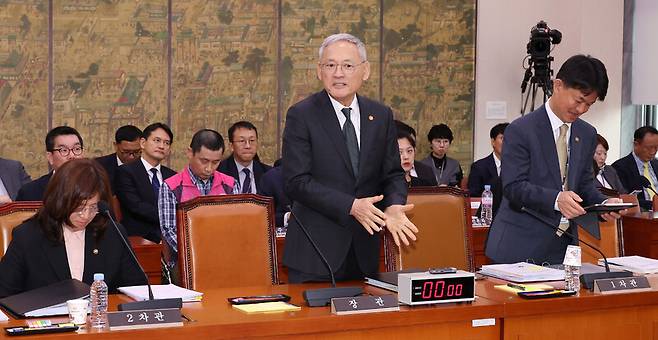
[{"left": 520, "top": 20, "right": 562, "bottom": 115}]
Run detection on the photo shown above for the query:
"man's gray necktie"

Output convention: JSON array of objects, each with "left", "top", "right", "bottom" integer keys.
[{"left": 341, "top": 107, "right": 359, "bottom": 177}]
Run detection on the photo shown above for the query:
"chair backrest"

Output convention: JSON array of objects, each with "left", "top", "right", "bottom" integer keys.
[
  {"left": 111, "top": 195, "right": 123, "bottom": 222},
  {"left": 578, "top": 220, "right": 620, "bottom": 264},
  {"left": 177, "top": 194, "right": 278, "bottom": 290},
  {"left": 620, "top": 194, "right": 641, "bottom": 215},
  {"left": 0, "top": 202, "right": 42, "bottom": 258},
  {"left": 384, "top": 187, "right": 474, "bottom": 272}
]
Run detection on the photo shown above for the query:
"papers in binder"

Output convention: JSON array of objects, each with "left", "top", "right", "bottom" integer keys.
[
  {"left": 479, "top": 262, "right": 565, "bottom": 282},
  {"left": 118, "top": 284, "right": 203, "bottom": 303},
  {"left": 600, "top": 256, "right": 658, "bottom": 274}
]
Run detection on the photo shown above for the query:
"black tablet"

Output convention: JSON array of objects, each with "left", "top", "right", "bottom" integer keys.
[{"left": 583, "top": 203, "right": 636, "bottom": 212}]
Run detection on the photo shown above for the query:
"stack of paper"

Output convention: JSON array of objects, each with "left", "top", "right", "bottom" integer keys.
[
  {"left": 118, "top": 284, "right": 203, "bottom": 302},
  {"left": 479, "top": 262, "right": 565, "bottom": 282},
  {"left": 232, "top": 302, "right": 300, "bottom": 314},
  {"left": 600, "top": 256, "right": 658, "bottom": 274}
]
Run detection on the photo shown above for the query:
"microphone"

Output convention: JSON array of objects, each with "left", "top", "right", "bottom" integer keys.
[
  {"left": 286, "top": 205, "right": 363, "bottom": 307},
  {"left": 97, "top": 201, "right": 182, "bottom": 311},
  {"left": 521, "top": 206, "right": 631, "bottom": 290},
  {"left": 639, "top": 176, "right": 658, "bottom": 196}
]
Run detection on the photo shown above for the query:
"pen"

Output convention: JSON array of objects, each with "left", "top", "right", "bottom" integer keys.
[{"left": 507, "top": 283, "right": 526, "bottom": 291}]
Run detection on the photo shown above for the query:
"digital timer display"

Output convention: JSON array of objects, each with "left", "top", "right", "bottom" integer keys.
[{"left": 411, "top": 276, "right": 475, "bottom": 302}]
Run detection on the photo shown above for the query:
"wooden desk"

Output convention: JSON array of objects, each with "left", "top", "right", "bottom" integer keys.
[
  {"left": 0, "top": 284, "right": 503, "bottom": 339},
  {"left": 476, "top": 277, "right": 658, "bottom": 339},
  {"left": 622, "top": 212, "right": 658, "bottom": 258},
  {"left": 129, "top": 237, "right": 161, "bottom": 285}
]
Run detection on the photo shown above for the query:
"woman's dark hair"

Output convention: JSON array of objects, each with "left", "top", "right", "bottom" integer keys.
[
  {"left": 397, "top": 129, "right": 416, "bottom": 148},
  {"left": 34, "top": 158, "right": 112, "bottom": 244},
  {"left": 592, "top": 134, "right": 609, "bottom": 176}
]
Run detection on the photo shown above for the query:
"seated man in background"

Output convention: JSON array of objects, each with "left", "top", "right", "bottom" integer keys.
[
  {"left": 394, "top": 120, "right": 437, "bottom": 186},
  {"left": 16, "top": 126, "right": 84, "bottom": 201},
  {"left": 420, "top": 123, "right": 463, "bottom": 187},
  {"left": 468, "top": 123, "right": 509, "bottom": 197},
  {"left": 96, "top": 125, "right": 143, "bottom": 192},
  {"left": 218, "top": 121, "right": 271, "bottom": 194},
  {"left": 159, "top": 129, "right": 235, "bottom": 283},
  {"left": 258, "top": 159, "right": 291, "bottom": 232},
  {"left": 116, "top": 123, "right": 176, "bottom": 243},
  {"left": 612, "top": 126, "right": 658, "bottom": 210},
  {"left": 0, "top": 157, "right": 31, "bottom": 204}
]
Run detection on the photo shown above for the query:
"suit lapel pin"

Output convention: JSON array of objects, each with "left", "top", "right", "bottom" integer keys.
[
  {"left": 368, "top": 115, "right": 374, "bottom": 121},
  {"left": 93, "top": 249, "right": 99, "bottom": 255},
  {"left": 575, "top": 136, "right": 580, "bottom": 143}
]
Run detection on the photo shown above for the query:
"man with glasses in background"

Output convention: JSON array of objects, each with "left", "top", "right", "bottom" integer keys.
[
  {"left": 16, "top": 126, "right": 85, "bottom": 201},
  {"left": 115, "top": 123, "right": 176, "bottom": 243},
  {"left": 217, "top": 121, "right": 271, "bottom": 194},
  {"left": 96, "top": 125, "right": 143, "bottom": 192}
]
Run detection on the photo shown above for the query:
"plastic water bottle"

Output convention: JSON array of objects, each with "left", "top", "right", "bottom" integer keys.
[
  {"left": 480, "top": 185, "right": 493, "bottom": 225},
  {"left": 563, "top": 245, "right": 582, "bottom": 292},
  {"left": 89, "top": 273, "right": 108, "bottom": 328}
]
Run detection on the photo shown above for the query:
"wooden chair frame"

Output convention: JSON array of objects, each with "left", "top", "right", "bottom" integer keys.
[{"left": 0, "top": 201, "right": 42, "bottom": 257}]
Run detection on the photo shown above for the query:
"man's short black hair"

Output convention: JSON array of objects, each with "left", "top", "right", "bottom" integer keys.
[
  {"left": 427, "top": 123, "right": 454, "bottom": 143},
  {"left": 45, "top": 126, "right": 83, "bottom": 151},
  {"left": 555, "top": 54, "right": 609, "bottom": 101},
  {"left": 228, "top": 121, "right": 258, "bottom": 142},
  {"left": 142, "top": 122, "right": 173, "bottom": 142},
  {"left": 490, "top": 123, "right": 509, "bottom": 139},
  {"left": 190, "top": 129, "right": 224, "bottom": 153},
  {"left": 394, "top": 120, "right": 416, "bottom": 140},
  {"left": 634, "top": 126, "right": 658, "bottom": 142},
  {"left": 115, "top": 125, "right": 142, "bottom": 143}
]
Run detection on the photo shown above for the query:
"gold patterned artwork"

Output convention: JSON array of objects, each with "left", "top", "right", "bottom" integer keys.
[{"left": 0, "top": 0, "right": 476, "bottom": 178}]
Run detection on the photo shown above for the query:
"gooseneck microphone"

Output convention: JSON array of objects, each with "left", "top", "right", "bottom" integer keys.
[
  {"left": 639, "top": 176, "right": 658, "bottom": 196},
  {"left": 521, "top": 206, "right": 631, "bottom": 290},
  {"left": 287, "top": 205, "right": 363, "bottom": 307},
  {"left": 98, "top": 201, "right": 182, "bottom": 311}
]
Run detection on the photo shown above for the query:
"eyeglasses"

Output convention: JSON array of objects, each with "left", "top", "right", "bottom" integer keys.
[
  {"left": 51, "top": 146, "right": 84, "bottom": 157},
  {"left": 149, "top": 137, "right": 171, "bottom": 147},
  {"left": 319, "top": 61, "right": 367, "bottom": 74},
  {"left": 119, "top": 149, "right": 141, "bottom": 157},
  {"left": 232, "top": 139, "right": 257, "bottom": 147},
  {"left": 74, "top": 205, "right": 99, "bottom": 217}
]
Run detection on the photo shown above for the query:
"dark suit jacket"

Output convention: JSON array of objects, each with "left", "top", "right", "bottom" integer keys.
[
  {"left": 95, "top": 153, "right": 119, "bottom": 193},
  {"left": 594, "top": 164, "right": 627, "bottom": 194},
  {"left": 115, "top": 160, "right": 175, "bottom": 242},
  {"left": 282, "top": 90, "right": 406, "bottom": 277},
  {"left": 257, "top": 165, "right": 291, "bottom": 229},
  {"left": 0, "top": 158, "right": 31, "bottom": 200},
  {"left": 468, "top": 153, "right": 499, "bottom": 197},
  {"left": 485, "top": 105, "right": 606, "bottom": 264},
  {"left": 412, "top": 161, "right": 438, "bottom": 186},
  {"left": 15, "top": 173, "right": 52, "bottom": 202},
  {"left": 612, "top": 153, "right": 657, "bottom": 210},
  {"left": 217, "top": 155, "right": 271, "bottom": 193},
  {"left": 0, "top": 219, "right": 146, "bottom": 298}
]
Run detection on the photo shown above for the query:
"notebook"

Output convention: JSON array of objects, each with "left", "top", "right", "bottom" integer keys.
[
  {"left": 118, "top": 284, "right": 203, "bottom": 302},
  {"left": 0, "top": 279, "right": 90, "bottom": 318},
  {"left": 232, "top": 301, "right": 301, "bottom": 314}
]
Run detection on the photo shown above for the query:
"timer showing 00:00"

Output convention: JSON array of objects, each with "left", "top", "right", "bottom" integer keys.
[{"left": 419, "top": 280, "right": 464, "bottom": 299}]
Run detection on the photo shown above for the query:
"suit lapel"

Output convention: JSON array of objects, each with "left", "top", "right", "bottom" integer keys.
[
  {"left": 82, "top": 228, "right": 101, "bottom": 283},
  {"left": 42, "top": 237, "right": 71, "bottom": 281},
  {"left": 136, "top": 162, "right": 156, "bottom": 203},
  {"left": 536, "top": 108, "right": 562, "bottom": 188},
  {"left": 487, "top": 154, "right": 498, "bottom": 179},
  {"left": 567, "top": 122, "right": 584, "bottom": 190},
  {"left": 0, "top": 161, "right": 14, "bottom": 194},
  {"left": 316, "top": 91, "right": 355, "bottom": 178},
  {"left": 357, "top": 94, "right": 373, "bottom": 182}
]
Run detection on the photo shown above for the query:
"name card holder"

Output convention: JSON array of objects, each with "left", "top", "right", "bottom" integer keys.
[
  {"left": 108, "top": 308, "right": 183, "bottom": 331},
  {"left": 331, "top": 295, "right": 399, "bottom": 315},
  {"left": 593, "top": 276, "right": 652, "bottom": 294}
]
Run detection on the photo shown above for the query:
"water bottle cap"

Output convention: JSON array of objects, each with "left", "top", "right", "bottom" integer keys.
[
  {"left": 93, "top": 273, "right": 104, "bottom": 281},
  {"left": 484, "top": 185, "right": 491, "bottom": 190}
]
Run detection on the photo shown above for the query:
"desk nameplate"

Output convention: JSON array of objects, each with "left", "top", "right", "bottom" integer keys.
[
  {"left": 594, "top": 276, "right": 652, "bottom": 294},
  {"left": 331, "top": 295, "right": 399, "bottom": 315},
  {"left": 108, "top": 308, "right": 182, "bottom": 330}
]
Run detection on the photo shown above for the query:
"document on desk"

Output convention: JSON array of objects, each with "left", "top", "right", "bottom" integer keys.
[
  {"left": 0, "top": 308, "right": 8, "bottom": 321},
  {"left": 479, "top": 262, "right": 564, "bottom": 282},
  {"left": 232, "top": 301, "right": 301, "bottom": 314},
  {"left": 118, "top": 284, "right": 203, "bottom": 302},
  {"left": 600, "top": 256, "right": 658, "bottom": 274}
]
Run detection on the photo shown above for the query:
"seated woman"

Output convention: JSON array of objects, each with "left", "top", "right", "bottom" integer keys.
[
  {"left": 397, "top": 126, "right": 437, "bottom": 187},
  {"left": 420, "top": 123, "right": 463, "bottom": 187},
  {"left": 0, "top": 159, "right": 146, "bottom": 298},
  {"left": 593, "top": 134, "right": 626, "bottom": 194}
]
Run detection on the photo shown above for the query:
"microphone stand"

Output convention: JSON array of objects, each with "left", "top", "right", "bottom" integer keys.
[
  {"left": 521, "top": 207, "right": 632, "bottom": 290},
  {"left": 287, "top": 206, "right": 363, "bottom": 307},
  {"left": 99, "top": 202, "right": 182, "bottom": 311}
]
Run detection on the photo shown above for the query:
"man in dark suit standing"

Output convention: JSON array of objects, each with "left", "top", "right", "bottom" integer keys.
[
  {"left": 217, "top": 121, "right": 271, "bottom": 194},
  {"left": 16, "top": 126, "right": 84, "bottom": 201},
  {"left": 485, "top": 55, "right": 623, "bottom": 265},
  {"left": 611, "top": 126, "right": 658, "bottom": 210},
  {"left": 0, "top": 157, "right": 31, "bottom": 203},
  {"left": 283, "top": 33, "right": 418, "bottom": 283},
  {"left": 258, "top": 159, "right": 291, "bottom": 231},
  {"left": 115, "top": 123, "right": 176, "bottom": 243},
  {"left": 468, "top": 123, "right": 509, "bottom": 197},
  {"left": 95, "top": 125, "right": 142, "bottom": 192}
]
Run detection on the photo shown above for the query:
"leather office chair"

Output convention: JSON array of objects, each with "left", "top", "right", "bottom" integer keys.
[
  {"left": 384, "top": 187, "right": 474, "bottom": 272},
  {"left": 0, "top": 202, "right": 41, "bottom": 258},
  {"left": 176, "top": 194, "right": 278, "bottom": 290},
  {"left": 111, "top": 195, "right": 123, "bottom": 222}
]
